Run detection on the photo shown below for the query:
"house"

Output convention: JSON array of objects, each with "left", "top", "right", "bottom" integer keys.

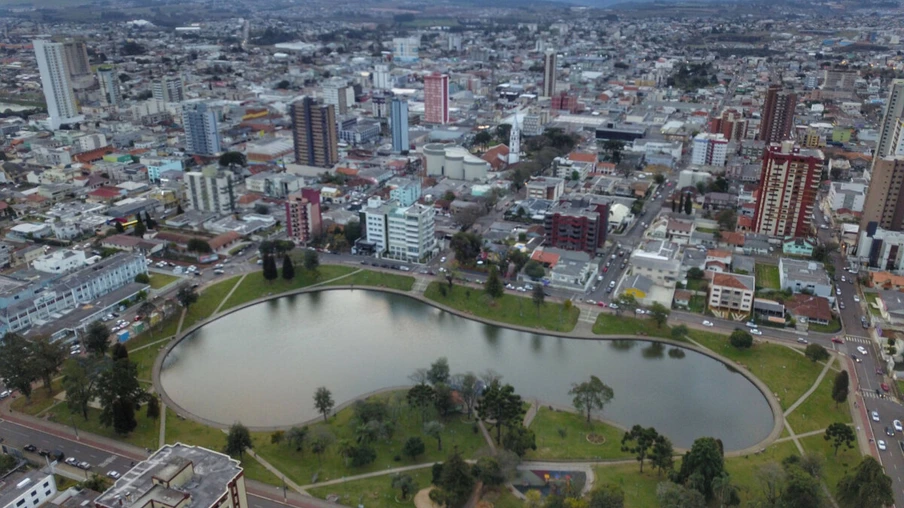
[
  {"left": 869, "top": 271, "right": 904, "bottom": 291},
  {"left": 209, "top": 231, "right": 242, "bottom": 252},
  {"left": 482, "top": 144, "right": 510, "bottom": 171},
  {"left": 784, "top": 294, "right": 833, "bottom": 326},
  {"left": 782, "top": 237, "right": 816, "bottom": 257},
  {"left": 753, "top": 298, "right": 786, "bottom": 323},
  {"left": 704, "top": 249, "right": 733, "bottom": 272},
  {"left": 732, "top": 255, "right": 756, "bottom": 275},
  {"left": 673, "top": 289, "right": 693, "bottom": 309},
  {"left": 876, "top": 290, "right": 904, "bottom": 324},
  {"left": 703, "top": 192, "right": 738, "bottom": 211},
  {"left": 524, "top": 247, "right": 598, "bottom": 292},
  {"left": 666, "top": 218, "right": 695, "bottom": 245},
  {"left": 101, "top": 234, "right": 166, "bottom": 255},
  {"left": 742, "top": 234, "right": 771, "bottom": 255},
  {"left": 779, "top": 258, "right": 832, "bottom": 298},
  {"left": 707, "top": 272, "right": 755, "bottom": 318}
]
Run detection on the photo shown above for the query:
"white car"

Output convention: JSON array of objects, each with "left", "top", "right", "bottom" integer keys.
[
  {"left": 587, "top": 300, "right": 597, "bottom": 305},
  {"left": 857, "top": 346, "right": 869, "bottom": 355},
  {"left": 853, "top": 295, "right": 861, "bottom": 302},
  {"left": 702, "top": 320, "right": 714, "bottom": 327},
  {"left": 872, "top": 411, "right": 880, "bottom": 422},
  {"left": 894, "top": 420, "right": 903, "bottom": 433},
  {"left": 746, "top": 321, "right": 757, "bottom": 328},
  {"left": 0, "top": 390, "right": 10, "bottom": 399},
  {"left": 750, "top": 329, "right": 763, "bottom": 336},
  {"left": 608, "top": 303, "right": 619, "bottom": 310},
  {"left": 878, "top": 439, "right": 887, "bottom": 451},
  {"left": 106, "top": 471, "right": 121, "bottom": 479},
  {"left": 64, "top": 457, "right": 78, "bottom": 466}
]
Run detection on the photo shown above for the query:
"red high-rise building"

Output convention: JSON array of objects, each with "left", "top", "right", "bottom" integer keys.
[
  {"left": 758, "top": 85, "right": 797, "bottom": 143},
  {"left": 551, "top": 92, "right": 581, "bottom": 114},
  {"left": 285, "top": 188, "right": 322, "bottom": 244},
  {"left": 543, "top": 203, "right": 609, "bottom": 254},
  {"left": 423, "top": 73, "right": 449, "bottom": 124},
  {"left": 752, "top": 142, "right": 823, "bottom": 238},
  {"left": 708, "top": 108, "right": 748, "bottom": 141}
]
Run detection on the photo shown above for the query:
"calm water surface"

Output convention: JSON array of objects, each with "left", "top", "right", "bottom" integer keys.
[{"left": 159, "top": 290, "right": 774, "bottom": 449}]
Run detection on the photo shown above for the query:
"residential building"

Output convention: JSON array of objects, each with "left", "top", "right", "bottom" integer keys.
[
  {"left": 782, "top": 237, "right": 816, "bottom": 257},
  {"left": 185, "top": 168, "right": 236, "bottom": 214},
  {"left": 752, "top": 142, "right": 823, "bottom": 238},
  {"left": 152, "top": 76, "right": 186, "bottom": 103},
  {"left": 392, "top": 36, "right": 420, "bottom": 61},
  {"left": 778, "top": 257, "right": 832, "bottom": 298},
  {"left": 95, "top": 443, "right": 248, "bottom": 508},
  {"left": 758, "top": 85, "right": 797, "bottom": 143},
  {"left": 96, "top": 65, "right": 122, "bottom": 107},
  {"left": 630, "top": 240, "right": 682, "bottom": 288},
  {"left": 0, "top": 471, "right": 56, "bottom": 508},
  {"left": 389, "top": 179, "right": 421, "bottom": 207},
  {"left": 861, "top": 156, "right": 904, "bottom": 231},
  {"left": 182, "top": 103, "right": 221, "bottom": 156},
  {"left": 285, "top": 188, "right": 322, "bottom": 244},
  {"left": 32, "top": 249, "right": 87, "bottom": 274},
  {"left": 823, "top": 69, "right": 858, "bottom": 91},
  {"left": 373, "top": 64, "right": 392, "bottom": 90},
  {"left": 691, "top": 133, "right": 728, "bottom": 166},
  {"left": 322, "top": 79, "right": 353, "bottom": 115},
  {"left": 72, "top": 133, "right": 107, "bottom": 154},
  {"left": 363, "top": 197, "right": 392, "bottom": 254},
  {"left": 391, "top": 98, "right": 409, "bottom": 153},
  {"left": 876, "top": 290, "right": 904, "bottom": 324},
  {"left": 386, "top": 202, "right": 437, "bottom": 262},
  {"left": 874, "top": 80, "right": 904, "bottom": 160},
  {"left": 290, "top": 97, "right": 338, "bottom": 168},
  {"left": 858, "top": 224, "right": 904, "bottom": 273},
  {"left": 424, "top": 73, "right": 449, "bottom": 125},
  {"left": 666, "top": 218, "right": 695, "bottom": 245},
  {"left": 707, "top": 272, "right": 755, "bottom": 317},
  {"left": 828, "top": 180, "right": 867, "bottom": 213},
  {"left": 245, "top": 172, "right": 303, "bottom": 198},
  {"left": 709, "top": 108, "right": 748, "bottom": 141},
  {"left": 543, "top": 202, "right": 609, "bottom": 254},
  {"left": 784, "top": 294, "right": 833, "bottom": 326},
  {"left": 144, "top": 158, "right": 183, "bottom": 182},
  {"left": 526, "top": 177, "right": 565, "bottom": 200},
  {"left": 33, "top": 38, "right": 83, "bottom": 130},
  {"left": 542, "top": 49, "right": 557, "bottom": 97},
  {"left": 529, "top": 247, "right": 598, "bottom": 292},
  {"left": 371, "top": 92, "right": 390, "bottom": 118},
  {"left": 61, "top": 40, "right": 90, "bottom": 76}
]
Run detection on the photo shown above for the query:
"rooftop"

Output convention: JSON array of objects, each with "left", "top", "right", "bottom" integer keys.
[{"left": 0, "top": 471, "right": 53, "bottom": 508}]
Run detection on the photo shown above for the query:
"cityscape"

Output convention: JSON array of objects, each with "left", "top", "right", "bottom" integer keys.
[{"left": 1, "top": 0, "right": 904, "bottom": 507}]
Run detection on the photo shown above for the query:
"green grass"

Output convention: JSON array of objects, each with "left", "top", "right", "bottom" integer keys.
[
  {"left": 252, "top": 390, "right": 489, "bottom": 487},
  {"left": 785, "top": 367, "right": 852, "bottom": 434},
  {"left": 181, "top": 277, "right": 241, "bottom": 330},
  {"left": 808, "top": 317, "right": 842, "bottom": 333},
  {"left": 309, "top": 468, "right": 432, "bottom": 508},
  {"left": 323, "top": 269, "right": 415, "bottom": 291},
  {"left": 11, "top": 379, "right": 63, "bottom": 416},
  {"left": 239, "top": 456, "right": 283, "bottom": 485},
  {"left": 863, "top": 292, "right": 882, "bottom": 316},
  {"left": 48, "top": 403, "right": 159, "bottom": 450},
  {"left": 164, "top": 407, "right": 228, "bottom": 451},
  {"left": 724, "top": 440, "right": 800, "bottom": 504},
  {"left": 592, "top": 464, "right": 666, "bottom": 507},
  {"left": 526, "top": 407, "right": 630, "bottom": 460},
  {"left": 687, "top": 295, "right": 707, "bottom": 314},
  {"left": 695, "top": 227, "right": 718, "bottom": 234},
  {"left": 685, "top": 279, "right": 707, "bottom": 291},
  {"left": 424, "top": 282, "right": 579, "bottom": 332},
  {"left": 592, "top": 313, "right": 671, "bottom": 338},
  {"left": 148, "top": 273, "right": 180, "bottom": 289},
  {"left": 799, "top": 432, "right": 862, "bottom": 495},
  {"left": 480, "top": 488, "right": 523, "bottom": 508},
  {"left": 756, "top": 264, "right": 781, "bottom": 290},
  {"left": 401, "top": 17, "right": 460, "bottom": 27},
  {"left": 688, "top": 330, "right": 823, "bottom": 410},
  {"left": 220, "top": 265, "right": 356, "bottom": 310}
]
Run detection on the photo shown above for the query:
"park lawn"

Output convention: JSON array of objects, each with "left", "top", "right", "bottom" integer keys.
[
  {"left": 592, "top": 463, "right": 667, "bottom": 508},
  {"left": 164, "top": 407, "right": 227, "bottom": 451},
  {"left": 239, "top": 456, "right": 283, "bottom": 486},
  {"left": 252, "top": 391, "right": 489, "bottom": 487},
  {"left": 220, "top": 265, "right": 355, "bottom": 311},
  {"left": 687, "top": 330, "right": 823, "bottom": 410},
  {"left": 808, "top": 317, "right": 842, "bottom": 334},
  {"left": 308, "top": 468, "right": 431, "bottom": 508},
  {"left": 48, "top": 403, "right": 159, "bottom": 450},
  {"left": 180, "top": 276, "right": 242, "bottom": 330},
  {"left": 323, "top": 269, "right": 414, "bottom": 291},
  {"left": 424, "top": 282, "right": 579, "bottom": 332},
  {"left": 125, "top": 317, "right": 181, "bottom": 351},
  {"left": 592, "top": 313, "right": 671, "bottom": 338},
  {"left": 799, "top": 433, "right": 862, "bottom": 495},
  {"left": 148, "top": 273, "right": 180, "bottom": 289},
  {"left": 11, "top": 379, "right": 63, "bottom": 416},
  {"left": 863, "top": 292, "right": 882, "bottom": 316},
  {"left": 526, "top": 407, "right": 630, "bottom": 461},
  {"left": 755, "top": 264, "right": 781, "bottom": 290},
  {"left": 724, "top": 440, "right": 800, "bottom": 504},
  {"left": 784, "top": 368, "right": 852, "bottom": 434}
]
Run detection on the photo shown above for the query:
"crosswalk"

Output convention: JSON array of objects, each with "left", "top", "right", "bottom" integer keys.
[
  {"left": 579, "top": 307, "right": 596, "bottom": 324},
  {"left": 860, "top": 389, "right": 897, "bottom": 403},
  {"left": 845, "top": 335, "right": 871, "bottom": 344}
]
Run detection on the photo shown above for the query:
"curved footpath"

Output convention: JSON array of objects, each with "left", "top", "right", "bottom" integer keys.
[{"left": 152, "top": 284, "right": 785, "bottom": 457}]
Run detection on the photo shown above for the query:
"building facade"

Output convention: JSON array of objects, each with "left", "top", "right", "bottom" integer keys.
[
  {"left": 387, "top": 203, "right": 437, "bottom": 262},
  {"left": 752, "top": 142, "right": 823, "bottom": 238},
  {"left": 33, "top": 39, "right": 83, "bottom": 129},
  {"left": 861, "top": 156, "right": 904, "bottom": 231},
  {"left": 858, "top": 224, "right": 904, "bottom": 273},
  {"left": 152, "top": 76, "right": 186, "bottom": 103},
  {"left": 182, "top": 102, "right": 221, "bottom": 156},
  {"left": 185, "top": 168, "right": 236, "bottom": 214},
  {"left": 543, "top": 203, "right": 608, "bottom": 254},
  {"left": 290, "top": 97, "right": 338, "bottom": 168},
  {"left": 423, "top": 73, "right": 449, "bottom": 125},
  {"left": 285, "top": 188, "right": 322, "bottom": 244},
  {"left": 392, "top": 36, "right": 420, "bottom": 61},
  {"left": 691, "top": 132, "right": 728, "bottom": 166},
  {"left": 0, "top": 472, "right": 56, "bottom": 508},
  {"left": 373, "top": 64, "right": 392, "bottom": 90},
  {"left": 758, "top": 85, "right": 797, "bottom": 143},
  {"left": 874, "top": 80, "right": 904, "bottom": 161},
  {"left": 543, "top": 49, "right": 557, "bottom": 98},
  {"left": 96, "top": 65, "right": 122, "bottom": 108},
  {"left": 707, "top": 272, "right": 755, "bottom": 315},
  {"left": 391, "top": 98, "right": 409, "bottom": 153},
  {"left": 61, "top": 40, "right": 90, "bottom": 76}
]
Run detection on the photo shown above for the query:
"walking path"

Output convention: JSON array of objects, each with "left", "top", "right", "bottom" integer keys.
[
  {"left": 213, "top": 274, "right": 247, "bottom": 315},
  {"left": 774, "top": 427, "right": 828, "bottom": 443},
  {"left": 784, "top": 356, "right": 835, "bottom": 417},
  {"left": 245, "top": 448, "right": 306, "bottom": 493}
]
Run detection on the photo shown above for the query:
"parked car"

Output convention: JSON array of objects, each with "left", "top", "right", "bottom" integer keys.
[
  {"left": 78, "top": 462, "right": 90, "bottom": 470},
  {"left": 64, "top": 457, "right": 78, "bottom": 466},
  {"left": 106, "top": 471, "right": 121, "bottom": 479},
  {"left": 702, "top": 320, "right": 714, "bottom": 327},
  {"left": 609, "top": 303, "right": 619, "bottom": 310},
  {"left": 23, "top": 444, "right": 36, "bottom": 452},
  {"left": 878, "top": 439, "right": 887, "bottom": 451},
  {"left": 882, "top": 383, "right": 890, "bottom": 392},
  {"left": 872, "top": 411, "right": 880, "bottom": 422}
]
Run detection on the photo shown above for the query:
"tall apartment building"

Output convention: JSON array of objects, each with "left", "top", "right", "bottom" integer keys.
[
  {"left": 285, "top": 188, "right": 322, "bottom": 244},
  {"left": 391, "top": 98, "right": 409, "bottom": 153},
  {"left": 96, "top": 65, "right": 122, "bottom": 107},
  {"left": 423, "top": 73, "right": 449, "bottom": 124},
  {"left": 152, "top": 75, "right": 186, "bottom": 103},
  {"left": 185, "top": 167, "right": 236, "bottom": 214},
  {"left": 182, "top": 102, "right": 221, "bottom": 156},
  {"left": 543, "top": 203, "right": 609, "bottom": 254},
  {"left": 362, "top": 197, "right": 436, "bottom": 262},
  {"left": 371, "top": 92, "right": 390, "bottom": 118},
  {"left": 709, "top": 108, "right": 748, "bottom": 141},
  {"left": 861, "top": 156, "right": 904, "bottom": 231},
  {"left": 873, "top": 80, "right": 904, "bottom": 162},
  {"left": 752, "top": 142, "right": 823, "bottom": 238},
  {"left": 691, "top": 132, "right": 728, "bottom": 166},
  {"left": 290, "top": 97, "right": 338, "bottom": 168},
  {"left": 758, "top": 85, "right": 797, "bottom": 143},
  {"left": 61, "top": 40, "right": 90, "bottom": 76},
  {"left": 373, "top": 64, "right": 392, "bottom": 90},
  {"left": 322, "top": 79, "right": 353, "bottom": 115},
  {"left": 33, "top": 39, "right": 83, "bottom": 129},
  {"left": 392, "top": 36, "right": 420, "bottom": 61},
  {"left": 542, "top": 49, "right": 557, "bottom": 98}
]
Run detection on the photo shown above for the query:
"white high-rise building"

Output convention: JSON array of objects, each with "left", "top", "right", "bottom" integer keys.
[
  {"left": 373, "top": 64, "right": 391, "bottom": 90},
  {"left": 322, "top": 78, "right": 352, "bottom": 115},
  {"left": 152, "top": 75, "right": 186, "bottom": 103},
  {"left": 362, "top": 197, "right": 436, "bottom": 262},
  {"left": 393, "top": 36, "right": 420, "bottom": 62},
  {"left": 508, "top": 119, "right": 521, "bottom": 164},
  {"left": 875, "top": 80, "right": 904, "bottom": 164},
  {"left": 96, "top": 65, "right": 122, "bottom": 107},
  {"left": 691, "top": 133, "right": 728, "bottom": 166},
  {"left": 33, "top": 39, "right": 83, "bottom": 129},
  {"left": 182, "top": 102, "right": 221, "bottom": 156},
  {"left": 185, "top": 168, "right": 236, "bottom": 214}
]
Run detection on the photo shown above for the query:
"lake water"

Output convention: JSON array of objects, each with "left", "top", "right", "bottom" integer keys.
[{"left": 159, "top": 290, "right": 774, "bottom": 450}]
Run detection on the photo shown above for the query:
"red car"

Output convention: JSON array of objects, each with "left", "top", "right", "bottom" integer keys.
[
  {"left": 831, "top": 337, "right": 844, "bottom": 344},
  {"left": 602, "top": 266, "right": 609, "bottom": 273},
  {"left": 882, "top": 383, "right": 890, "bottom": 392},
  {"left": 597, "top": 301, "right": 607, "bottom": 308}
]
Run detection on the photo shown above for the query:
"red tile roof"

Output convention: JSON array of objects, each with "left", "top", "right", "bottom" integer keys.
[
  {"left": 711, "top": 272, "right": 752, "bottom": 290},
  {"left": 73, "top": 146, "right": 114, "bottom": 163},
  {"left": 568, "top": 152, "right": 597, "bottom": 164},
  {"left": 785, "top": 294, "right": 832, "bottom": 323},
  {"left": 88, "top": 187, "right": 122, "bottom": 199}
]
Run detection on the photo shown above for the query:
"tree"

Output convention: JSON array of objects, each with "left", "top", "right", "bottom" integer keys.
[
  {"left": 837, "top": 456, "right": 894, "bottom": 508},
  {"left": 502, "top": 426, "right": 537, "bottom": 456},
  {"left": 656, "top": 482, "right": 706, "bottom": 508},
  {"left": 146, "top": 395, "right": 160, "bottom": 420},
  {"left": 115, "top": 221, "right": 125, "bottom": 233},
  {"left": 392, "top": 473, "right": 418, "bottom": 501},
  {"left": 804, "top": 343, "right": 829, "bottom": 362},
  {"left": 684, "top": 194, "right": 693, "bottom": 215},
  {"left": 452, "top": 372, "right": 479, "bottom": 419},
  {"left": 407, "top": 383, "right": 435, "bottom": 423},
  {"left": 270, "top": 431, "right": 285, "bottom": 445},
  {"left": 824, "top": 422, "right": 855, "bottom": 456},
  {"left": 525, "top": 490, "right": 543, "bottom": 508},
  {"left": 450, "top": 231, "right": 482, "bottom": 266},
  {"left": 218, "top": 151, "right": 246, "bottom": 167},
  {"left": 111, "top": 342, "right": 129, "bottom": 361},
  {"left": 84, "top": 320, "right": 111, "bottom": 356},
  {"left": 143, "top": 211, "right": 156, "bottom": 230},
  {"left": 348, "top": 444, "right": 377, "bottom": 467},
  {"left": 650, "top": 435, "right": 675, "bottom": 476},
  {"left": 96, "top": 358, "right": 147, "bottom": 434},
  {"left": 671, "top": 199, "right": 677, "bottom": 213},
  {"left": 588, "top": 484, "right": 624, "bottom": 508},
  {"left": 612, "top": 294, "right": 637, "bottom": 315},
  {"left": 303, "top": 250, "right": 320, "bottom": 274},
  {"left": 307, "top": 427, "right": 335, "bottom": 465},
  {"left": 433, "top": 452, "right": 474, "bottom": 508},
  {"left": 671, "top": 325, "right": 689, "bottom": 341},
  {"left": 282, "top": 255, "right": 295, "bottom": 280},
  {"left": 287, "top": 426, "right": 308, "bottom": 452},
  {"left": 262, "top": 254, "right": 278, "bottom": 282},
  {"left": 434, "top": 383, "right": 455, "bottom": 416},
  {"left": 569, "top": 375, "right": 615, "bottom": 425},
  {"left": 225, "top": 423, "right": 253, "bottom": 459},
  {"left": 403, "top": 436, "right": 426, "bottom": 460},
  {"left": 473, "top": 456, "right": 505, "bottom": 487},
  {"left": 687, "top": 267, "right": 704, "bottom": 280},
  {"left": 672, "top": 437, "right": 725, "bottom": 500},
  {"left": 427, "top": 357, "right": 450, "bottom": 385},
  {"left": 711, "top": 471, "right": 740, "bottom": 508},
  {"left": 424, "top": 420, "right": 444, "bottom": 451},
  {"left": 729, "top": 330, "right": 753, "bottom": 349},
  {"left": 62, "top": 358, "right": 97, "bottom": 420},
  {"left": 524, "top": 260, "right": 545, "bottom": 279},
  {"left": 186, "top": 238, "right": 212, "bottom": 253},
  {"left": 832, "top": 370, "right": 849, "bottom": 406},
  {"left": 648, "top": 302, "right": 670, "bottom": 328},
  {"left": 474, "top": 130, "right": 492, "bottom": 147},
  {"left": 532, "top": 284, "right": 545, "bottom": 313},
  {"left": 485, "top": 268, "right": 504, "bottom": 299},
  {"left": 780, "top": 465, "right": 822, "bottom": 508},
  {"left": 754, "top": 462, "right": 785, "bottom": 507},
  {"left": 133, "top": 220, "right": 146, "bottom": 237},
  {"left": 716, "top": 209, "right": 737, "bottom": 232},
  {"left": 621, "top": 425, "right": 659, "bottom": 472},
  {"left": 176, "top": 286, "right": 199, "bottom": 311},
  {"left": 134, "top": 273, "right": 150, "bottom": 284},
  {"left": 313, "top": 386, "right": 334, "bottom": 422},
  {"left": 30, "top": 336, "right": 66, "bottom": 393},
  {"left": 478, "top": 381, "right": 524, "bottom": 444}
]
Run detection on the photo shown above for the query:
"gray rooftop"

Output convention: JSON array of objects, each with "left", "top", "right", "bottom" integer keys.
[
  {"left": 780, "top": 258, "right": 830, "bottom": 286},
  {"left": 879, "top": 290, "right": 904, "bottom": 316},
  {"left": 0, "top": 471, "right": 53, "bottom": 508}
]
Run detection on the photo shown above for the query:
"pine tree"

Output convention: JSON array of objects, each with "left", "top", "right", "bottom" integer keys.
[
  {"left": 671, "top": 198, "right": 677, "bottom": 213},
  {"left": 263, "top": 255, "right": 278, "bottom": 282},
  {"left": 485, "top": 268, "right": 504, "bottom": 299},
  {"left": 282, "top": 255, "right": 295, "bottom": 280},
  {"left": 684, "top": 193, "right": 693, "bottom": 215}
]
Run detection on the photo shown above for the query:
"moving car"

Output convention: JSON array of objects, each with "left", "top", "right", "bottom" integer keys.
[
  {"left": 872, "top": 411, "right": 880, "bottom": 422},
  {"left": 881, "top": 383, "right": 890, "bottom": 392},
  {"left": 857, "top": 346, "right": 869, "bottom": 355},
  {"left": 746, "top": 321, "right": 757, "bottom": 328},
  {"left": 893, "top": 420, "right": 903, "bottom": 433},
  {"left": 831, "top": 337, "right": 844, "bottom": 344},
  {"left": 23, "top": 444, "right": 36, "bottom": 452},
  {"left": 878, "top": 440, "right": 887, "bottom": 451},
  {"left": 796, "top": 337, "right": 808, "bottom": 344},
  {"left": 887, "top": 426, "right": 895, "bottom": 437},
  {"left": 750, "top": 329, "right": 763, "bottom": 336},
  {"left": 702, "top": 320, "right": 714, "bottom": 327}
]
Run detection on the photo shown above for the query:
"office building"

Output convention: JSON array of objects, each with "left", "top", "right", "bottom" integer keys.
[
  {"left": 758, "top": 85, "right": 797, "bottom": 143},
  {"left": 857, "top": 225, "right": 904, "bottom": 273},
  {"left": 691, "top": 133, "right": 728, "bottom": 166},
  {"left": 322, "top": 79, "right": 352, "bottom": 115},
  {"left": 182, "top": 103, "right": 221, "bottom": 156},
  {"left": 152, "top": 75, "right": 186, "bottom": 103},
  {"left": 0, "top": 471, "right": 56, "bottom": 508},
  {"left": 423, "top": 73, "right": 449, "bottom": 125},
  {"left": 543, "top": 202, "right": 609, "bottom": 254},
  {"left": 290, "top": 97, "right": 338, "bottom": 168},
  {"left": 542, "top": 49, "right": 557, "bottom": 98},
  {"left": 752, "top": 142, "right": 823, "bottom": 238},
  {"left": 33, "top": 39, "right": 83, "bottom": 130},
  {"left": 874, "top": 80, "right": 904, "bottom": 162},
  {"left": 61, "top": 40, "right": 90, "bottom": 77},
  {"left": 861, "top": 156, "right": 904, "bottom": 231},
  {"left": 362, "top": 197, "right": 436, "bottom": 262},
  {"left": 371, "top": 92, "right": 390, "bottom": 118},
  {"left": 285, "top": 188, "right": 322, "bottom": 244},
  {"left": 185, "top": 167, "right": 236, "bottom": 214},
  {"left": 95, "top": 444, "right": 248, "bottom": 508},
  {"left": 392, "top": 36, "right": 420, "bottom": 61},
  {"left": 390, "top": 98, "right": 409, "bottom": 153},
  {"left": 373, "top": 64, "right": 391, "bottom": 90},
  {"left": 96, "top": 65, "right": 122, "bottom": 107}
]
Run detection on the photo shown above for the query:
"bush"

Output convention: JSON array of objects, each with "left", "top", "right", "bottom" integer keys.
[
  {"left": 134, "top": 273, "right": 150, "bottom": 284},
  {"left": 729, "top": 329, "right": 753, "bottom": 349},
  {"left": 557, "top": 427, "right": 567, "bottom": 439}
]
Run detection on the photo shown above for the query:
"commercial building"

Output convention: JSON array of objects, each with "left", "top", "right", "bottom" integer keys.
[
  {"left": 373, "top": 64, "right": 392, "bottom": 90},
  {"left": 752, "top": 142, "right": 823, "bottom": 238},
  {"left": 823, "top": 69, "right": 858, "bottom": 91},
  {"left": 392, "top": 36, "right": 420, "bottom": 61},
  {"left": 95, "top": 443, "right": 248, "bottom": 508},
  {"left": 858, "top": 224, "right": 904, "bottom": 273},
  {"left": 185, "top": 167, "right": 236, "bottom": 214},
  {"left": 542, "top": 49, "right": 557, "bottom": 98},
  {"left": 0, "top": 471, "right": 56, "bottom": 508},
  {"left": 144, "top": 158, "right": 184, "bottom": 182},
  {"left": 152, "top": 76, "right": 186, "bottom": 103},
  {"left": 423, "top": 73, "right": 449, "bottom": 125},
  {"left": 290, "top": 97, "right": 338, "bottom": 168},
  {"left": 362, "top": 197, "right": 436, "bottom": 262},
  {"left": 245, "top": 171, "right": 303, "bottom": 198},
  {"left": 861, "top": 156, "right": 904, "bottom": 231},
  {"left": 389, "top": 178, "right": 421, "bottom": 207},
  {"left": 758, "top": 85, "right": 797, "bottom": 143},
  {"left": 391, "top": 98, "right": 409, "bottom": 153},
  {"left": 96, "top": 65, "right": 122, "bottom": 107},
  {"left": 181, "top": 103, "right": 221, "bottom": 156},
  {"left": 707, "top": 272, "right": 755, "bottom": 317},
  {"left": 32, "top": 249, "right": 87, "bottom": 274},
  {"left": 828, "top": 180, "right": 867, "bottom": 213},
  {"left": 526, "top": 177, "right": 565, "bottom": 200},
  {"left": 630, "top": 240, "right": 682, "bottom": 288},
  {"left": 543, "top": 202, "right": 609, "bottom": 255},
  {"left": 423, "top": 144, "right": 489, "bottom": 181},
  {"left": 322, "top": 79, "right": 353, "bottom": 115},
  {"left": 33, "top": 39, "right": 83, "bottom": 130},
  {"left": 285, "top": 188, "right": 322, "bottom": 244},
  {"left": 691, "top": 132, "right": 728, "bottom": 166},
  {"left": 779, "top": 257, "right": 832, "bottom": 298}
]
